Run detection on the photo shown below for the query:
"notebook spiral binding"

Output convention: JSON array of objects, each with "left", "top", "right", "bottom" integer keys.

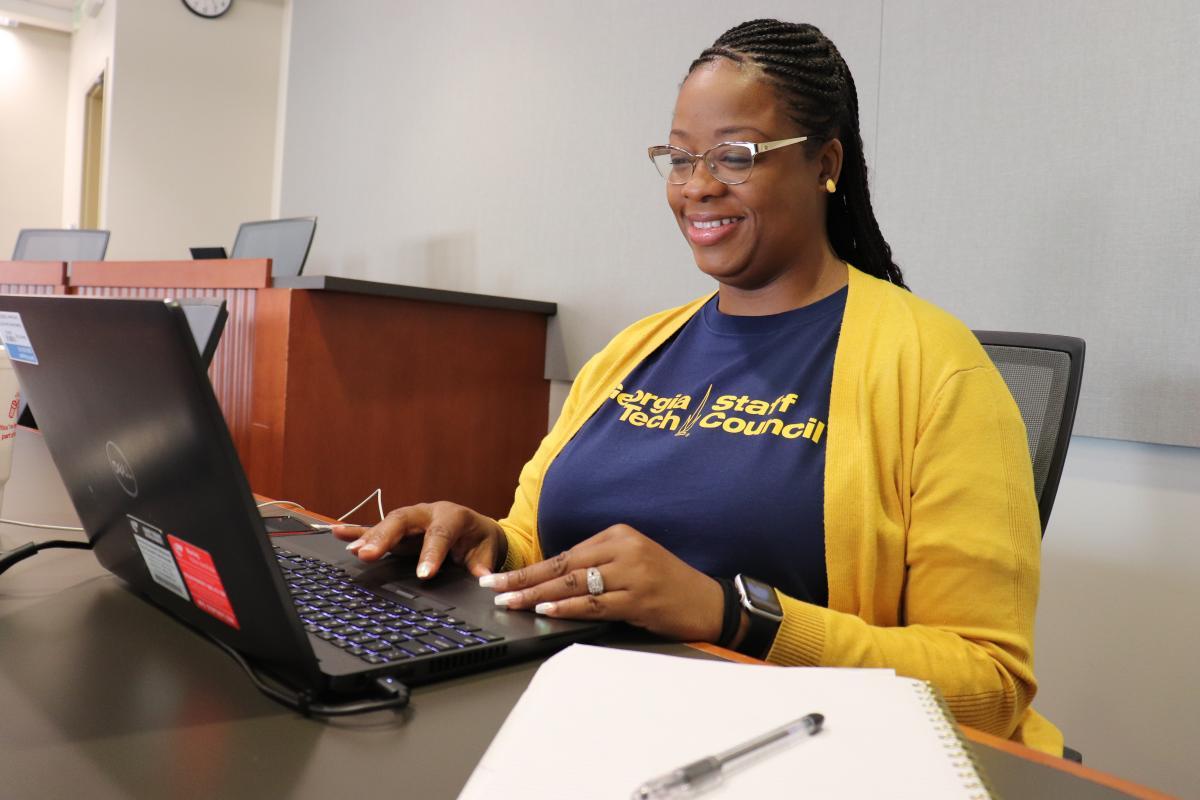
[{"left": 912, "top": 680, "right": 997, "bottom": 800}]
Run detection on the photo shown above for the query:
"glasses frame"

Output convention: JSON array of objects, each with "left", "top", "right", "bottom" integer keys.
[{"left": 647, "top": 136, "right": 810, "bottom": 185}]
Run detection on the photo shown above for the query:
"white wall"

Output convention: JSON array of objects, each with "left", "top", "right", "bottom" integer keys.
[
  {"left": 0, "top": 23, "right": 70, "bottom": 256},
  {"left": 1036, "top": 437, "right": 1200, "bottom": 794},
  {"left": 61, "top": 0, "right": 116, "bottom": 233},
  {"left": 101, "top": 0, "right": 286, "bottom": 259},
  {"left": 279, "top": 0, "right": 884, "bottom": 381}
]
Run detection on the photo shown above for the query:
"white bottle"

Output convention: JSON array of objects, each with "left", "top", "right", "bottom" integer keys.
[{"left": 0, "top": 348, "right": 21, "bottom": 514}]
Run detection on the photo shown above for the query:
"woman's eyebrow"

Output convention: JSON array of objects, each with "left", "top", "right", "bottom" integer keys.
[
  {"left": 669, "top": 126, "right": 772, "bottom": 139},
  {"left": 715, "top": 126, "right": 770, "bottom": 138}
]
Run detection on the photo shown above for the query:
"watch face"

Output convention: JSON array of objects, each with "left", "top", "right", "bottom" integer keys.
[
  {"left": 182, "top": 0, "right": 232, "bottom": 19},
  {"left": 739, "top": 575, "right": 783, "bottom": 617}
]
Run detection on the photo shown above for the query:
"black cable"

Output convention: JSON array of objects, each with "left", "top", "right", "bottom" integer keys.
[
  {"left": 205, "top": 631, "right": 410, "bottom": 716},
  {"left": 0, "top": 539, "right": 92, "bottom": 575},
  {"left": 0, "top": 537, "right": 408, "bottom": 715}
]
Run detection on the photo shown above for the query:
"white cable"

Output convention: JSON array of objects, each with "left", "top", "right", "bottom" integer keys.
[
  {"left": 256, "top": 491, "right": 384, "bottom": 532},
  {"left": 256, "top": 500, "right": 306, "bottom": 511},
  {"left": 0, "top": 518, "right": 85, "bottom": 532},
  {"left": 336, "top": 488, "right": 384, "bottom": 523}
]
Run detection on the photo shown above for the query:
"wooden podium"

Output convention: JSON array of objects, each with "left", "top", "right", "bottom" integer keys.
[
  {"left": 0, "top": 261, "right": 68, "bottom": 295},
  {"left": 249, "top": 275, "right": 554, "bottom": 522},
  {"left": 7, "top": 260, "right": 554, "bottom": 521}
]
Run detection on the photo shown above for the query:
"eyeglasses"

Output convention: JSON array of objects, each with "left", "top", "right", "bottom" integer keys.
[{"left": 647, "top": 136, "right": 809, "bottom": 185}]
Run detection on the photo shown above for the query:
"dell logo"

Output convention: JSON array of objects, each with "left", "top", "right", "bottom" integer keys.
[{"left": 106, "top": 441, "right": 138, "bottom": 498}]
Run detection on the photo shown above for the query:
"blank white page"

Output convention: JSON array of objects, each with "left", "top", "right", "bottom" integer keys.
[{"left": 459, "top": 645, "right": 988, "bottom": 799}]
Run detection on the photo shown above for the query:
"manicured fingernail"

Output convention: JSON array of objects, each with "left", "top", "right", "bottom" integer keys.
[
  {"left": 416, "top": 562, "right": 432, "bottom": 579},
  {"left": 535, "top": 602, "right": 556, "bottom": 615},
  {"left": 494, "top": 592, "right": 519, "bottom": 607},
  {"left": 346, "top": 538, "right": 366, "bottom": 551},
  {"left": 478, "top": 574, "right": 498, "bottom": 588}
]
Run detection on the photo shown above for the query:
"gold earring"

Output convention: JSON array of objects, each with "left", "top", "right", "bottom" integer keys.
[{"left": 825, "top": 178, "right": 837, "bottom": 194}]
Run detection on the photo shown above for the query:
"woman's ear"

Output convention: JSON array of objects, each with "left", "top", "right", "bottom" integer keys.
[{"left": 818, "top": 138, "right": 844, "bottom": 192}]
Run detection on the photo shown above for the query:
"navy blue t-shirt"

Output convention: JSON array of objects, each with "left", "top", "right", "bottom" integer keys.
[{"left": 538, "top": 287, "right": 846, "bottom": 607}]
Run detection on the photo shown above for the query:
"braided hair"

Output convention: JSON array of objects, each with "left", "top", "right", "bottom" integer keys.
[{"left": 689, "top": 19, "right": 907, "bottom": 289}]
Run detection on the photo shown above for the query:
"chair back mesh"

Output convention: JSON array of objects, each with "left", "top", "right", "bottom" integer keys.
[
  {"left": 981, "top": 346, "right": 1069, "bottom": 501},
  {"left": 13, "top": 229, "right": 110, "bottom": 261},
  {"left": 975, "top": 331, "right": 1085, "bottom": 535}
]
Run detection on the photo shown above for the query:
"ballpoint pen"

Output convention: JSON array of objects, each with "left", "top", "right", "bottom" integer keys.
[{"left": 631, "top": 712, "right": 824, "bottom": 799}]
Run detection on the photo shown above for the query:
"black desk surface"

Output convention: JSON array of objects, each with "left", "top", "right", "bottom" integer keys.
[
  {"left": 0, "top": 429, "right": 1149, "bottom": 799},
  {"left": 271, "top": 275, "right": 558, "bottom": 316}
]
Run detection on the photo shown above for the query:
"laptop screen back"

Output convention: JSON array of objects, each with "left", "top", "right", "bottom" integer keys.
[
  {"left": 17, "top": 297, "right": 227, "bottom": 429},
  {"left": 0, "top": 295, "right": 318, "bottom": 685}
]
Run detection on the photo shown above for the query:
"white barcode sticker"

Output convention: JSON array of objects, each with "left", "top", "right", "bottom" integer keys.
[
  {"left": 129, "top": 515, "right": 190, "bottom": 601},
  {"left": 0, "top": 312, "right": 37, "bottom": 365}
]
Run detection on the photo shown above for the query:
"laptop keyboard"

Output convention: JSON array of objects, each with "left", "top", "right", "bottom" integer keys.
[{"left": 273, "top": 546, "right": 504, "bottom": 665}]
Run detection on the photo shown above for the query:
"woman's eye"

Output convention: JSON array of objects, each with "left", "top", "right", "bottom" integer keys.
[{"left": 718, "top": 153, "right": 752, "bottom": 167}]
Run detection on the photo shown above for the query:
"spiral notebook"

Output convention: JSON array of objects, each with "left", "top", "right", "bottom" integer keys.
[{"left": 459, "top": 645, "right": 991, "bottom": 800}]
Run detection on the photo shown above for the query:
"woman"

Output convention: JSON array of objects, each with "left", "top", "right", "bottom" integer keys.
[{"left": 336, "top": 19, "right": 1062, "bottom": 754}]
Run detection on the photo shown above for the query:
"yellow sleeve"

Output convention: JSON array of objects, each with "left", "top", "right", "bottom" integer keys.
[{"left": 769, "top": 366, "right": 1044, "bottom": 740}]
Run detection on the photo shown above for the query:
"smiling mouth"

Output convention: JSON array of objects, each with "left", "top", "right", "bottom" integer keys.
[
  {"left": 685, "top": 215, "right": 744, "bottom": 246},
  {"left": 690, "top": 217, "right": 743, "bottom": 229}
]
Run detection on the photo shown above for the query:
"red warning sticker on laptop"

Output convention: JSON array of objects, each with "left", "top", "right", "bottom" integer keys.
[{"left": 167, "top": 534, "right": 241, "bottom": 630}]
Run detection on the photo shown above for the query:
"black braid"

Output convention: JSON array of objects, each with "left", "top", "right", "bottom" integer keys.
[{"left": 688, "top": 20, "right": 907, "bottom": 289}]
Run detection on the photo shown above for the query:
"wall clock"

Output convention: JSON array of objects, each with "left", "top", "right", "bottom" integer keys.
[{"left": 181, "top": 0, "right": 232, "bottom": 19}]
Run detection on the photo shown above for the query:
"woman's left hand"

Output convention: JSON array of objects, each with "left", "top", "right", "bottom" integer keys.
[{"left": 480, "top": 523, "right": 725, "bottom": 643}]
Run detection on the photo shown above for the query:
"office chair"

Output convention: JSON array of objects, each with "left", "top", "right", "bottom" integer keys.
[
  {"left": 178, "top": 297, "right": 230, "bottom": 367},
  {"left": 230, "top": 216, "right": 317, "bottom": 279},
  {"left": 975, "top": 331, "right": 1085, "bottom": 765},
  {"left": 974, "top": 331, "right": 1085, "bottom": 535},
  {"left": 12, "top": 228, "right": 110, "bottom": 262}
]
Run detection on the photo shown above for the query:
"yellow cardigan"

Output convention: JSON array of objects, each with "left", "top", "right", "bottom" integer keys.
[{"left": 497, "top": 266, "right": 1063, "bottom": 755}]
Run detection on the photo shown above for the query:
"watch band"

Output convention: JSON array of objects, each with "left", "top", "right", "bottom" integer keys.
[
  {"left": 734, "top": 574, "right": 783, "bottom": 660},
  {"left": 715, "top": 578, "right": 741, "bottom": 649}
]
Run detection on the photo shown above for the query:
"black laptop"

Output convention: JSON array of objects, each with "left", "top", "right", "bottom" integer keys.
[
  {"left": 0, "top": 294, "right": 604, "bottom": 705},
  {"left": 16, "top": 296, "right": 227, "bottom": 431}
]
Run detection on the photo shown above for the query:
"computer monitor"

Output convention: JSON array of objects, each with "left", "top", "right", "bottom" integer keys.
[
  {"left": 189, "top": 246, "right": 229, "bottom": 260},
  {"left": 230, "top": 217, "right": 317, "bottom": 279},
  {"left": 12, "top": 229, "right": 110, "bottom": 262}
]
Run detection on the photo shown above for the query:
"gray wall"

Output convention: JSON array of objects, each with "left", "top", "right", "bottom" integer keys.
[
  {"left": 1036, "top": 436, "right": 1199, "bottom": 796},
  {"left": 278, "top": 3, "right": 1200, "bottom": 794},
  {"left": 279, "top": 0, "right": 883, "bottom": 382},
  {"left": 281, "top": 0, "right": 1200, "bottom": 448},
  {"left": 872, "top": 1, "right": 1200, "bottom": 448}
]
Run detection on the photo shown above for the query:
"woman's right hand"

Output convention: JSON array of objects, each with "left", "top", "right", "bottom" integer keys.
[{"left": 330, "top": 501, "right": 507, "bottom": 580}]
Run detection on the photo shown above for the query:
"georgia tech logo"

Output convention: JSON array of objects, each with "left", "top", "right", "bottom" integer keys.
[{"left": 106, "top": 441, "right": 138, "bottom": 498}]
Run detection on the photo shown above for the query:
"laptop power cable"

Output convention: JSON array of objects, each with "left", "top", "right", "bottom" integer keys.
[
  {"left": 0, "top": 520, "right": 91, "bottom": 576},
  {"left": 208, "top": 631, "right": 412, "bottom": 716},
  {"left": 258, "top": 489, "right": 386, "bottom": 532}
]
